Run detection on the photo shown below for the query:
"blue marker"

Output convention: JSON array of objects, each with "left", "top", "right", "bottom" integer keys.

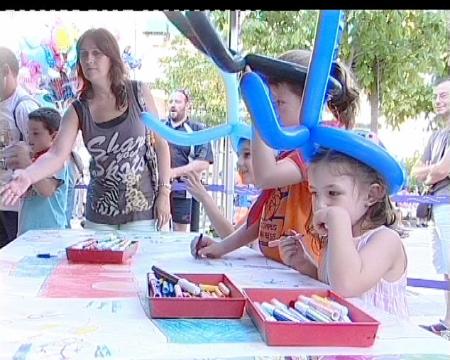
[
  {"left": 272, "top": 308, "right": 300, "bottom": 322},
  {"left": 36, "top": 253, "right": 57, "bottom": 258},
  {"left": 161, "top": 280, "right": 171, "bottom": 297},
  {"left": 168, "top": 282, "right": 175, "bottom": 297}
]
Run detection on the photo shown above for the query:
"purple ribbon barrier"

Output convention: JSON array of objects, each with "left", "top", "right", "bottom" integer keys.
[
  {"left": 391, "top": 194, "right": 450, "bottom": 205},
  {"left": 75, "top": 182, "right": 261, "bottom": 197},
  {"left": 407, "top": 278, "right": 450, "bottom": 291},
  {"left": 75, "top": 183, "right": 449, "bottom": 204}
]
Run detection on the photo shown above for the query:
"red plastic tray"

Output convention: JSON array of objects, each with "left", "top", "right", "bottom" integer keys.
[
  {"left": 66, "top": 241, "right": 138, "bottom": 264},
  {"left": 244, "top": 288, "right": 380, "bottom": 347},
  {"left": 148, "top": 273, "right": 246, "bottom": 319}
]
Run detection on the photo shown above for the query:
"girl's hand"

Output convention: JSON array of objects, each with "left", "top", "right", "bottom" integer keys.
[
  {"left": 184, "top": 171, "right": 207, "bottom": 202},
  {"left": 313, "top": 206, "right": 351, "bottom": 237},
  {"left": 190, "top": 234, "right": 223, "bottom": 259},
  {"left": 154, "top": 188, "right": 171, "bottom": 230},
  {"left": 0, "top": 169, "right": 32, "bottom": 206},
  {"left": 278, "top": 229, "right": 318, "bottom": 278}
]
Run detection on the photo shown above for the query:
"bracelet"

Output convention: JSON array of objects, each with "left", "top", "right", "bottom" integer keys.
[{"left": 158, "top": 183, "right": 172, "bottom": 191}]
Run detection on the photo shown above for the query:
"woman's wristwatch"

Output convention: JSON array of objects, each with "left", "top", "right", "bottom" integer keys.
[{"left": 158, "top": 183, "right": 172, "bottom": 192}]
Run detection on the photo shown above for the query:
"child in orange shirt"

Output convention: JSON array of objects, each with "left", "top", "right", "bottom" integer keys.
[{"left": 192, "top": 49, "right": 360, "bottom": 264}]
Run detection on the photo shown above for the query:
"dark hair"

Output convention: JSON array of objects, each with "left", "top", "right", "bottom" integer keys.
[
  {"left": 0, "top": 46, "right": 19, "bottom": 77},
  {"left": 28, "top": 107, "right": 61, "bottom": 135},
  {"left": 268, "top": 49, "right": 360, "bottom": 130},
  {"left": 173, "top": 88, "right": 191, "bottom": 103},
  {"left": 76, "top": 28, "right": 127, "bottom": 110},
  {"left": 306, "top": 149, "right": 397, "bottom": 252},
  {"left": 435, "top": 77, "right": 450, "bottom": 86}
]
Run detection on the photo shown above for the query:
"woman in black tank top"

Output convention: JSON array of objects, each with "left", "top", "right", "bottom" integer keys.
[{"left": 0, "top": 28, "right": 171, "bottom": 231}]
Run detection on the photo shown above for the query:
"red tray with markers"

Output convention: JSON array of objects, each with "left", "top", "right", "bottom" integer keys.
[
  {"left": 244, "top": 288, "right": 380, "bottom": 347},
  {"left": 148, "top": 273, "right": 246, "bottom": 319},
  {"left": 66, "top": 240, "right": 139, "bottom": 264}
]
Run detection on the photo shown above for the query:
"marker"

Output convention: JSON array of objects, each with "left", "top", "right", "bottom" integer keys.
[
  {"left": 36, "top": 253, "right": 57, "bottom": 258},
  {"left": 151, "top": 266, "right": 181, "bottom": 284},
  {"left": 148, "top": 273, "right": 161, "bottom": 297},
  {"left": 273, "top": 308, "right": 300, "bottom": 322},
  {"left": 294, "top": 301, "right": 331, "bottom": 323},
  {"left": 195, "top": 233, "right": 203, "bottom": 258},
  {"left": 174, "top": 284, "right": 183, "bottom": 297},
  {"left": 161, "top": 281, "right": 170, "bottom": 297},
  {"left": 311, "top": 294, "right": 349, "bottom": 317},
  {"left": 297, "top": 295, "right": 340, "bottom": 321},
  {"left": 267, "top": 239, "right": 281, "bottom": 248},
  {"left": 253, "top": 301, "right": 276, "bottom": 321},
  {"left": 151, "top": 265, "right": 201, "bottom": 296}
]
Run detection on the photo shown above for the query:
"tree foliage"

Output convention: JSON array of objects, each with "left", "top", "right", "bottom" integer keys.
[
  {"left": 345, "top": 10, "right": 448, "bottom": 130},
  {"left": 154, "top": 36, "right": 227, "bottom": 125}
]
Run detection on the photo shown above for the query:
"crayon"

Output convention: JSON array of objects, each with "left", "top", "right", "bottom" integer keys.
[
  {"left": 214, "top": 287, "right": 224, "bottom": 297},
  {"left": 177, "top": 278, "right": 201, "bottom": 296},
  {"left": 174, "top": 284, "right": 183, "bottom": 297},
  {"left": 218, "top": 282, "right": 230, "bottom": 296},
  {"left": 199, "top": 284, "right": 219, "bottom": 292}
]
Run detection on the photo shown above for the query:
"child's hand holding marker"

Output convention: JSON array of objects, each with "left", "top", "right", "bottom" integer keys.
[
  {"left": 273, "top": 229, "right": 318, "bottom": 277},
  {"left": 190, "top": 233, "right": 224, "bottom": 259}
]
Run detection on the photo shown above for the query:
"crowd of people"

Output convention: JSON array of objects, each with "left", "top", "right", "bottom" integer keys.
[{"left": 1, "top": 27, "right": 449, "bottom": 338}]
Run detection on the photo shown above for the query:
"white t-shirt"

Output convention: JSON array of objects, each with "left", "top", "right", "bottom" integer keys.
[{"left": 0, "top": 86, "right": 40, "bottom": 211}]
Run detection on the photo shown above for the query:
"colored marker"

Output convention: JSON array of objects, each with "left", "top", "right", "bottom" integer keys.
[
  {"left": 174, "top": 284, "right": 183, "bottom": 297},
  {"left": 294, "top": 301, "right": 331, "bottom": 323},
  {"left": 195, "top": 233, "right": 203, "bottom": 258},
  {"left": 311, "top": 294, "right": 349, "bottom": 317},
  {"left": 253, "top": 301, "right": 276, "bottom": 321},
  {"left": 161, "top": 281, "right": 170, "bottom": 297},
  {"left": 298, "top": 295, "right": 340, "bottom": 321},
  {"left": 148, "top": 273, "right": 161, "bottom": 297},
  {"left": 151, "top": 266, "right": 181, "bottom": 284},
  {"left": 36, "top": 253, "right": 57, "bottom": 258}
]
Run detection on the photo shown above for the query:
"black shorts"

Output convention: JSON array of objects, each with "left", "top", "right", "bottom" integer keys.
[{"left": 170, "top": 195, "right": 192, "bottom": 224}]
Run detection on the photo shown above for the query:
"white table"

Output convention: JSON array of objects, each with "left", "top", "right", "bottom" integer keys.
[{"left": 0, "top": 229, "right": 448, "bottom": 359}]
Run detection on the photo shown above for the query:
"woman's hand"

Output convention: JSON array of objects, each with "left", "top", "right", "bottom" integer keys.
[
  {"left": 0, "top": 169, "right": 32, "bottom": 206},
  {"left": 154, "top": 188, "right": 171, "bottom": 230}
]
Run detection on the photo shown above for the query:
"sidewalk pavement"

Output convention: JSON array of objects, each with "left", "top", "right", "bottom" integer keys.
[{"left": 403, "top": 225, "right": 446, "bottom": 328}]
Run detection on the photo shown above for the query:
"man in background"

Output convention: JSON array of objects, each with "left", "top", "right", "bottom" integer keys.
[
  {"left": 165, "top": 89, "right": 213, "bottom": 232},
  {"left": 0, "top": 47, "right": 40, "bottom": 247}
]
